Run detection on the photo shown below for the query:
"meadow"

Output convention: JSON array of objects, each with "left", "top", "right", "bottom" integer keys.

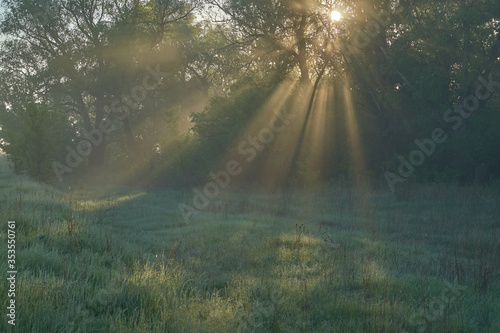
[
  {"left": 1, "top": 0, "right": 499, "bottom": 331},
  {"left": 0, "top": 162, "right": 499, "bottom": 332}
]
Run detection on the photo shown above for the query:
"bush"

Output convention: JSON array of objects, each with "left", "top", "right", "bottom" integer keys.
[{"left": 0, "top": 103, "right": 73, "bottom": 181}]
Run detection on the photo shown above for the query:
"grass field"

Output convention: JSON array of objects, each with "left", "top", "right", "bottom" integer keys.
[{"left": 1, "top": 165, "right": 499, "bottom": 332}]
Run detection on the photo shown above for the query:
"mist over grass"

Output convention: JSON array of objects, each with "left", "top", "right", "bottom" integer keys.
[
  {"left": 0, "top": 171, "right": 499, "bottom": 332},
  {"left": 0, "top": 152, "right": 13, "bottom": 179}
]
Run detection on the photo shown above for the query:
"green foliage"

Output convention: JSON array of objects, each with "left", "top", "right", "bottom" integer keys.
[
  {"left": 0, "top": 0, "right": 201, "bottom": 170},
  {"left": 192, "top": 85, "right": 268, "bottom": 150},
  {"left": 0, "top": 103, "right": 72, "bottom": 181},
  {"left": 0, "top": 0, "right": 499, "bottom": 186},
  {"left": 376, "top": 0, "right": 500, "bottom": 182},
  {"left": 156, "top": 78, "right": 277, "bottom": 186}
]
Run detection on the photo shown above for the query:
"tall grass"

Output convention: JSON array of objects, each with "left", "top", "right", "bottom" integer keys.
[{"left": 0, "top": 171, "right": 499, "bottom": 332}]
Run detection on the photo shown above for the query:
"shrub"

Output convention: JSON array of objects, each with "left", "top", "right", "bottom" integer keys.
[{"left": 0, "top": 103, "right": 73, "bottom": 181}]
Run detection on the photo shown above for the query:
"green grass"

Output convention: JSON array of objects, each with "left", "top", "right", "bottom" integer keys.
[{"left": 0, "top": 170, "right": 499, "bottom": 332}]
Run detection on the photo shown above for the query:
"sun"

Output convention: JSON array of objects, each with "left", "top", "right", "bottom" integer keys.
[{"left": 330, "top": 10, "right": 342, "bottom": 21}]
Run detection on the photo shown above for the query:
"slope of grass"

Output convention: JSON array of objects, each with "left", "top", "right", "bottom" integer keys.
[{"left": 1, "top": 172, "right": 499, "bottom": 332}]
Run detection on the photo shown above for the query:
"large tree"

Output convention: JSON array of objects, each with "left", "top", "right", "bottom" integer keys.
[
  {"left": 385, "top": 0, "right": 500, "bottom": 180},
  {"left": 0, "top": 0, "right": 198, "bottom": 168}
]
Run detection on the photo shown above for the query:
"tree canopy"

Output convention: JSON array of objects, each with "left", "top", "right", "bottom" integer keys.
[{"left": 0, "top": 0, "right": 499, "bottom": 187}]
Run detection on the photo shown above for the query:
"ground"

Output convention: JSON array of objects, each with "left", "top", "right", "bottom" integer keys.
[{"left": 0, "top": 169, "right": 499, "bottom": 332}]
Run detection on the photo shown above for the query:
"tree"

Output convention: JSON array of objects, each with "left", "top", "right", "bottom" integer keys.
[
  {"left": 0, "top": 0, "right": 198, "bottom": 168},
  {"left": 0, "top": 103, "right": 73, "bottom": 181},
  {"left": 384, "top": 0, "right": 500, "bottom": 181},
  {"left": 207, "top": 0, "right": 348, "bottom": 85}
]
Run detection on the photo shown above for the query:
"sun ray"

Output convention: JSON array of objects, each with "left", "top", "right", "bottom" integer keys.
[
  {"left": 271, "top": 82, "right": 317, "bottom": 189},
  {"left": 342, "top": 82, "right": 367, "bottom": 187},
  {"left": 207, "top": 79, "right": 299, "bottom": 190},
  {"left": 293, "top": 84, "right": 330, "bottom": 188}
]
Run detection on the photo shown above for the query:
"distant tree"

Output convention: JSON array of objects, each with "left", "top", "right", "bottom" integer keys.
[{"left": 0, "top": 103, "right": 73, "bottom": 181}]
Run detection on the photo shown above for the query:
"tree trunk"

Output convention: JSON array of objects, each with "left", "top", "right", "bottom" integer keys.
[
  {"left": 88, "top": 95, "right": 107, "bottom": 167},
  {"left": 296, "top": 13, "right": 310, "bottom": 84}
]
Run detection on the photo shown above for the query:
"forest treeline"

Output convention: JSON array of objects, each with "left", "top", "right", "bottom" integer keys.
[{"left": 0, "top": 0, "right": 499, "bottom": 189}]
